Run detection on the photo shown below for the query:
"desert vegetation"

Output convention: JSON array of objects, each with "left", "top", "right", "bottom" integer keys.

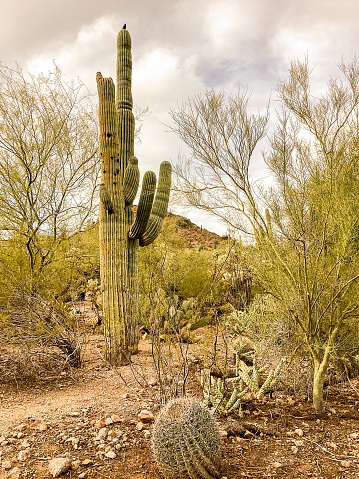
[{"left": 1, "top": 27, "right": 359, "bottom": 479}]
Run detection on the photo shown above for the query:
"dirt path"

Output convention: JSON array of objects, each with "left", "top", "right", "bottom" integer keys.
[{"left": 1, "top": 336, "right": 359, "bottom": 478}]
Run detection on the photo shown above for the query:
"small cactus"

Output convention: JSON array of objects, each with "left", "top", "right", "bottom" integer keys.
[
  {"left": 201, "top": 351, "right": 288, "bottom": 416},
  {"left": 152, "top": 397, "right": 221, "bottom": 479}
]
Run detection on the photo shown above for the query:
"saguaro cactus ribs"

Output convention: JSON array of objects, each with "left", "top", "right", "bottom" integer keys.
[{"left": 97, "top": 27, "right": 171, "bottom": 365}]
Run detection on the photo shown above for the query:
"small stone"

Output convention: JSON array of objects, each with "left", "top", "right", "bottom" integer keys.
[
  {"left": 37, "top": 423, "right": 48, "bottom": 432},
  {"left": 94, "top": 419, "right": 106, "bottom": 429},
  {"left": 111, "top": 414, "right": 122, "bottom": 423},
  {"left": 105, "top": 417, "right": 113, "bottom": 426},
  {"left": 273, "top": 462, "right": 283, "bottom": 468},
  {"left": 0, "top": 436, "right": 6, "bottom": 444},
  {"left": 78, "top": 473, "right": 87, "bottom": 479},
  {"left": 18, "top": 449, "right": 30, "bottom": 461},
  {"left": 350, "top": 433, "right": 359, "bottom": 439},
  {"left": 104, "top": 450, "right": 116, "bottom": 459},
  {"left": 68, "top": 411, "right": 79, "bottom": 417},
  {"left": 122, "top": 393, "right": 130, "bottom": 399},
  {"left": 147, "top": 377, "right": 158, "bottom": 387},
  {"left": 9, "top": 466, "right": 21, "bottom": 479},
  {"left": 294, "top": 428, "right": 303, "bottom": 437},
  {"left": 218, "top": 429, "right": 228, "bottom": 438},
  {"left": 138, "top": 410, "right": 154, "bottom": 423},
  {"left": 96, "top": 428, "right": 107, "bottom": 440},
  {"left": 340, "top": 460, "right": 351, "bottom": 468},
  {"left": 136, "top": 422, "right": 146, "bottom": 431},
  {"left": 2, "top": 460, "right": 12, "bottom": 470},
  {"left": 144, "top": 431, "right": 151, "bottom": 440},
  {"left": 82, "top": 459, "right": 93, "bottom": 466},
  {"left": 48, "top": 457, "right": 72, "bottom": 477},
  {"left": 291, "top": 446, "right": 298, "bottom": 454}
]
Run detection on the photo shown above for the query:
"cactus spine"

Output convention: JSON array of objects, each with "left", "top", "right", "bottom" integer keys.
[
  {"left": 97, "top": 26, "right": 171, "bottom": 365},
  {"left": 152, "top": 398, "right": 221, "bottom": 479}
]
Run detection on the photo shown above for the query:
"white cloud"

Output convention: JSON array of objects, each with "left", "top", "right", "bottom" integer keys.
[
  {"left": 2, "top": 0, "right": 359, "bottom": 233},
  {"left": 25, "top": 15, "right": 120, "bottom": 91}
]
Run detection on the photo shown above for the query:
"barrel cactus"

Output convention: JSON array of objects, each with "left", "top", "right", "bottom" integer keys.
[
  {"left": 96, "top": 25, "right": 171, "bottom": 365},
  {"left": 152, "top": 397, "right": 221, "bottom": 479}
]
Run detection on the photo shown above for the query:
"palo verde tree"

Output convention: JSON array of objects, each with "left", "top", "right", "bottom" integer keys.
[
  {"left": 0, "top": 62, "right": 99, "bottom": 286},
  {"left": 171, "top": 58, "right": 359, "bottom": 415},
  {"left": 96, "top": 26, "right": 171, "bottom": 365}
]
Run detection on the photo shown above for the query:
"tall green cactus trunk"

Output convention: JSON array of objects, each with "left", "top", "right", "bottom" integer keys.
[{"left": 97, "top": 26, "right": 171, "bottom": 365}]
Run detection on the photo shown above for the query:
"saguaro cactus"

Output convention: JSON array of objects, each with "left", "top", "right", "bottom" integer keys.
[{"left": 96, "top": 26, "right": 171, "bottom": 365}]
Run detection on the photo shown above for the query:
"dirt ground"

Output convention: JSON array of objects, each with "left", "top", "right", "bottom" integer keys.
[{"left": 1, "top": 325, "right": 359, "bottom": 479}]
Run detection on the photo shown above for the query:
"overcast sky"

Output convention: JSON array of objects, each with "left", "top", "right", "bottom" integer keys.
[{"left": 1, "top": 0, "right": 359, "bottom": 234}]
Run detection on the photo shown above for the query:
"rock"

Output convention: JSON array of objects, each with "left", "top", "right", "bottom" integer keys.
[
  {"left": 136, "top": 422, "right": 146, "bottom": 431},
  {"left": 111, "top": 414, "right": 122, "bottom": 423},
  {"left": 9, "top": 466, "right": 21, "bottom": 479},
  {"left": 104, "top": 450, "right": 116, "bottom": 459},
  {"left": 273, "top": 462, "right": 283, "bottom": 468},
  {"left": 94, "top": 419, "right": 106, "bottom": 429},
  {"left": 37, "top": 423, "right": 48, "bottom": 432},
  {"left": 82, "top": 459, "right": 93, "bottom": 466},
  {"left": 105, "top": 417, "right": 113, "bottom": 426},
  {"left": 48, "top": 457, "right": 72, "bottom": 477},
  {"left": 18, "top": 449, "right": 30, "bottom": 462},
  {"left": 138, "top": 410, "right": 154, "bottom": 423},
  {"left": 122, "top": 393, "right": 130, "bottom": 399},
  {"left": 143, "top": 431, "right": 151, "bottom": 440},
  {"left": 95, "top": 428, "right": 107, "bottom": 440},
  {"left": 1, "top": 460, "right": 11, "bottom": 470},
  {"left": 78, "top": 473, "right": 87, "bottom": 479},
  {"left": 340, "top": 460, "right": 351, "bottom": 468},
  {"left": 0, "top": 436, "right": 6, "bottom": 445},
  {"left": 147, "top": 377, "right": 158, "bottom": 387},
  {"left": 294, "top": 428, "right": 303, "bottom": 437}
]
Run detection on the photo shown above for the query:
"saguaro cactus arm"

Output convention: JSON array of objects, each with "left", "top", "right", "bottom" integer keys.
[
  {"left": 123, "top": 156, "right": 140, "bottom": 205},
  {"left": 129, "top": 170, "right": 157, "bottom": 239},
  {"left": 139, "top": 160, "right": 172, "bottom": 246}
]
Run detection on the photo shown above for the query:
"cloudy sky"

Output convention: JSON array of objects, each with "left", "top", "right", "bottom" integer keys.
[{"left": 1, "top": 0, "right": 358, "bottom": 234}]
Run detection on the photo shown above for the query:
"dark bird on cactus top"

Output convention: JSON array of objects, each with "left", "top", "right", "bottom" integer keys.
[{"left": 123, "top": 24, "right": 126, "bottom": 29}]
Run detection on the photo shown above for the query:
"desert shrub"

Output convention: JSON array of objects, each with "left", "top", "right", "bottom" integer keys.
[
  {"left": 0, "top": 276, "right": 84, "bottom": 380},
  {"left": 225, "top": 293, "right": 295, "bottom": 361},
  {"left": 211, "top": 246, "right": 252, "bottom": 310}
]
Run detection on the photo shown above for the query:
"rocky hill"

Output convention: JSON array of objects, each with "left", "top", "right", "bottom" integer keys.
[{"left": 163, "top": 212, "right": 225, "bottom": 249}]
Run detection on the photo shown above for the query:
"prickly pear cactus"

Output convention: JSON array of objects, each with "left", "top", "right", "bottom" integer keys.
[
  {"left": 152, "top": 397, "right": 221, "bottom": 479},
  {"left": 96, "top": 26, "right": 171, "bottom": 365}
]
